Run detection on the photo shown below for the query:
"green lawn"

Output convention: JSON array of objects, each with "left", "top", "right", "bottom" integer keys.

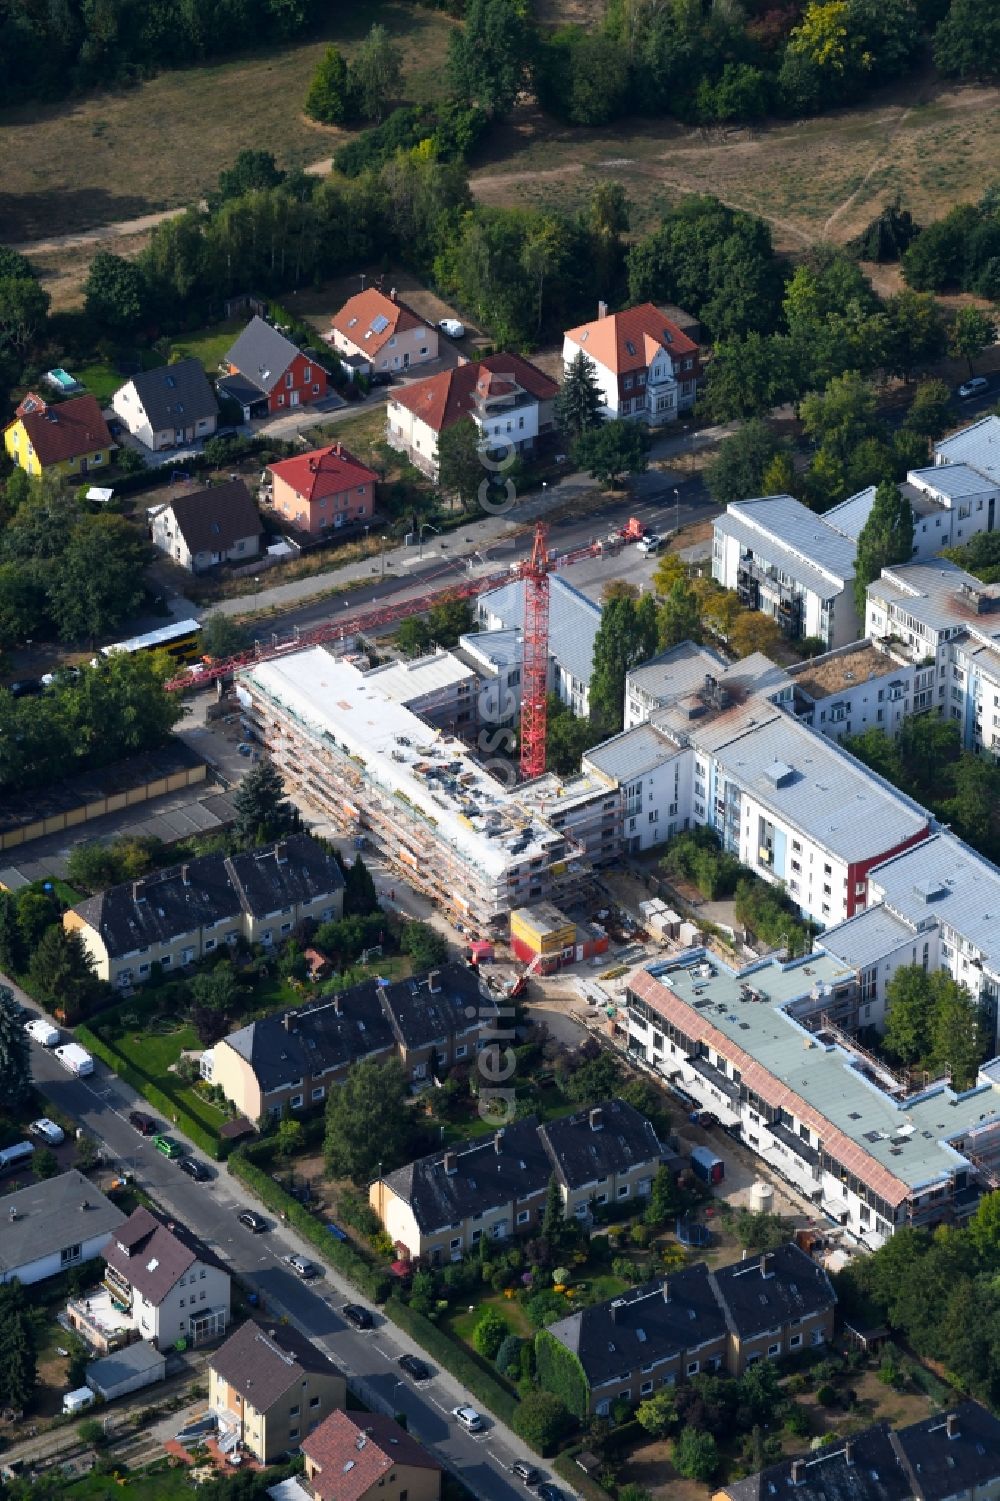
[
  {"left": 68, "top": 1464, "right": 200, "bottom": 1501},
  {"left": 445, "top": 1288, "right": 534, "bottom": 1344},
  {"left": 168, "top": 319, "right": 247, "bottom": 376},
  {"left": 74, "top": 351, "right": 161, "bottom": 404},
  {"left": 443, "top": 1083, "right": 579, "bottom": 1144},
  {"left": 94, "top": 999, "right": 225, "bottom": 1135}
]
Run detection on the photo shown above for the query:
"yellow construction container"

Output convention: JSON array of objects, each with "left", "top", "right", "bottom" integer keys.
[{"left": 510, "top": 902, "right": 576, "bottom": 961}]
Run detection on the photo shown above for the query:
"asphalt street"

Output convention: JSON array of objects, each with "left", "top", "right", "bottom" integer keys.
[{"left": 26, "top": 1036, "right": 567, "bottom": 1501}]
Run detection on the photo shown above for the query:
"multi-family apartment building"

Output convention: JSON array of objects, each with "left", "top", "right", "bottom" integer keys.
[
  {"left": 102, "top": 1208, "right": 230, "bottom": 1348},
  {"left": 586, "top": 665, "right": 930, "bottom": 925},
  {"left": 477, "top": 574, "right": 602, "bottom": 719},
  {"left": 209, "top": 1319, "right": 346, "bottom": 1462},
  {"left": 783, "top": 640, "right": 934, "bottom": 744},
  {"left": 302, "top": 1411, "right": 441, "bottom": 1501},
  {"left": 64, "top": 835, "right": 345, "bottom": 989},
  {"left": 626, "top": 950, "right": 1000, "bottom": 1244},
  {"left": 371, "top": 1099, "right": 667, "bottom": 1263},
  {"left": 715, "top": 1403, "right": 1000, "bottom": 1501},
  {"left": 539, "top": 1244, "right": 835, "bottom": 1416},
  {"left": 207, "top": 963, "right": 497, "bottom": 1121},
  {"left": 237, "top": 647, "right": 593, "bottom": 933},
  {"left": 866, "top": 559, "right": 1000, "bottom": 758}
]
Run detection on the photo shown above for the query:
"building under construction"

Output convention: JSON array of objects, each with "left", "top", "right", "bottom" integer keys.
[{"left": 238, "top": 647, "right": 600, "bottom": 935}]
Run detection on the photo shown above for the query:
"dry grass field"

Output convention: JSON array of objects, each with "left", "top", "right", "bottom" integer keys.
[
  {"left": 0, "top": 1, "right": 458, "bottom": 245},
  {"left": 471, "top": 80, "right": 1000, "bottom": 252}
]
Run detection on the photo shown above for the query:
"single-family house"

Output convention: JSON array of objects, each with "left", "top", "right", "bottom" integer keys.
[
  {"left": 209, "top": 1319, "right": 346, "bottom": 1462},
  {"left": 102, "top": 1207, "right": 230, "bottom": 1348},
  {"left": 0, "top": 1171, "right": 124, "bottom": 1287},
  {"left": 112, "top": 358, "right": 219, "bottom": 452},
  {"left": 302, "top": 1411, "right": 441, "bottom": 1501},
  {"left": 208, "top": 963, "right": 494, "bottom": 1122},
  {"left": 386, "top": 353, "right": 558, "bottom": 480},
  {"left": 64, "top": 834, "right": 346, "bottom": 989},
  {"left": 539, "top": 1244, "right": 835, "bottom": 1417},
  {"left": 562, "top": 302, "right": 702, "bottom": 426},
  {"left": 329, "top": 288, "right": 438, "bottom": 378},
  {"left": 371, "top": 1098, "right": 667, "bottom": 1263},
  {"left": 150, "top": 479, "right": 263, "bottom": 572},
  {"left": 267, "top": 443, "right": 377, "bottom": 536},
  {"left": 221, "top": 317, "right": 329, "bottom": 417},
  {"left": 5, "top": 392, "right": 115, "bottom": 476}
]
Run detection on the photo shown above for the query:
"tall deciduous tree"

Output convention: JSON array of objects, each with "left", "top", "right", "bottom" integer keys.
[
  {"left": 853, "top": 479, "right": 914, "bottom": 617},
  {"left": 448, "top": 0, "right": 534, "bottom": 118},
  {"left": 657, "top": 579, "right": 702, "bottom": 652},
  {"left": 324, "top": 1058, "right": 412, "bottom": 1183},
  {"left": 0, "top": 986, "right": 31, "bottom": 1107},
  {"left": 589, "top": 593, "right": 659, "bottom": 735},
  {"left": 706, "top": 418, "right": 781, "bottom": 503},
  {"left": 573, "top": 419, "right": 649, "bottom": 488},
  {"left": 83, "top": 250, "right": 146, "bottom": 333},
  {"left": 948, "top": 305, "right": 997, "bottom": 376},
  {"left": 436, "top": 417, "right": 484, "bottom": 511},
  {"left": 351, "top": 23, "right": 403, "bottom": 123},
  {"left": 554, "top": 351, "right": 603, "bottom": 440}
]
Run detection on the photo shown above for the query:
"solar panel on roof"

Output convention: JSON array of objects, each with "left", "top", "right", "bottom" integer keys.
[{"left": 369, "top": 314, "right": 390, "bottom": 335}]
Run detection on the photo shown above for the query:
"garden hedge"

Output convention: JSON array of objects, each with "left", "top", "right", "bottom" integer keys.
[
  {"left": 228, "top": 1151, "right": 391, "bottom": 1304},
  {"left": 77, "top": 1024, "right": 226, "bottom": 1160},
  {"left": 553, "top": 1451, "right": 612, "bottom": 1501},
  {"left": 383, "top": 1297, "right": 519, "bottom": 1430}
]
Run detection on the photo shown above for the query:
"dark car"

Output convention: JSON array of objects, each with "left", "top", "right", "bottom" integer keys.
[
  {"left": 129, "top": 1110, "right": 157, "bottom": 1136},
  {"left": 9, "top": 678, "right": 42, "bottom": 698},
  {"left": 178, "top": 1156, "right": 211, "bottom": 1182},
  {"left": 369, "top": 371, "right": 394, "bottom": 386},
  {"left": 237, "top": 1209, "right": 268, "bottom": 1233},
  {"left": 397, "top": 1353, "right": 430, "bottom": 1382},
  {"left": 537, "top": 1485, "right": 562, "bottom": 1501},
  {"left": 512, "top": 1463, "right": 541, "bottom": 1486},
  {"left": 341, "top": 1304, "right": 374, "bottom": 1331}
]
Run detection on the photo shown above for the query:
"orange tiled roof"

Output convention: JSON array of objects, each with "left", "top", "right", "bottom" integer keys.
[
  {"left": 389, "top": 353, "right": 558, "bottom": 434},
  {"left": 564, "top": 302, "right": 699, "bottom": 375},
  {"left": 331, "top": 289, "right": 432, "bottom": 356}
]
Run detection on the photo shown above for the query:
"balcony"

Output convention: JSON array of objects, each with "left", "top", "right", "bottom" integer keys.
[{"left": 104, "top": 1264, "right": 133, "bottom": 1306}]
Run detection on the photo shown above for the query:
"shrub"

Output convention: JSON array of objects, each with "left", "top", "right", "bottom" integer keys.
[
  {"left": 472, "top": 1307, "right": 509, "bottom": 1360},
  {"left": 512, "top": 1390, "right": 574, "bottom": 1455},
  {"left": 674, "top": 1426, "right": 718, "bottom": 1482},
  {"left": 816, "top": 1382, "right": 838, "bottom": 1406},
  {"left": 495, "top": 1333, "right": 522, "bottom": 1375}
]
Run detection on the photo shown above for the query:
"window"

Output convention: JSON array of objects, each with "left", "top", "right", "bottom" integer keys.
[
  {"left": 686, "top": 1361, "right": 699, "bottom": 1376},
  {"left": 789, "top": 1333, "right": 803, "bottom": 1349},
  {"left": 811, "top": 1328, "right": 826, "bottom": 1347},
  {"left": 289, "top": 1429, "right": 299, "bottom": 1440},
  {"left": 290, "top": 1094, "right": 304, "bottom": 1109},
  {"left": 311, "top": 1086, "right": 325, "bottom": 1101},
  {"left": 61, "top": 1244, "right": 82, "bottom": 1266},
  {"left": 456, "top": 1045, "right": 468, "bottom": 1059},
  {"left": 450, "top": 1237, "right": 461, "bottom": 1249},
  {"left": 617, "top": 1184, "right": 630, "bottom": 1199},
  {"left": 767, "top": 1343, "right": 780, "bottom": 1357},
  {"left": 289, "top": 1405, "right": 300, "bottom": 1417},
  {"left": 310, "top": 1397, "right": 320, "bottom": 1409},
  {"left": 200, "top": 1269, "right": 206, "bottom": 1279},
  {"left": 641, "top": 1381, "right": 654, "bottom": 1395},
  {"left": 517, "top": 1209, "right": 530, "bottom": 1225}
]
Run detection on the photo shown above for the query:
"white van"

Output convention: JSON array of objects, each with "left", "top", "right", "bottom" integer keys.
[
  {"left": 30, "top": 1118, "right": 65, "bottom": 1146},
  {"left": 25, "top": 1018, "right": 60, "bottom": 1047},
  {"left": 63, "top": 1387, "right": 96, "bottom": 1416},
  {"left": 54, "top": 1043, "right": 94, "bottom": 1077},
  {"left": 0, "top": 1141, "right": 35, "bottom": 1173}
]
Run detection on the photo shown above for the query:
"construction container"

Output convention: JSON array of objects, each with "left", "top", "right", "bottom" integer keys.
[
  {"left": 510, "top": 902, "right": 576, "bottom": 973},
  {"left": 63, "top": 1387, "right": 96, "bottom": 1416},
  {"left": 690, "top": 1145, "right": 725, "bottom": 1185}
]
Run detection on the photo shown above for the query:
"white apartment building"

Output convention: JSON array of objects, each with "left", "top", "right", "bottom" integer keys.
[
  {"left": 783, "top": 640, "right": 935, "bottom": 744},
  {"left": 102, "top": 1208, "right": 230, "bottom": 1349},
  {"left": 712, "top": 495, "right": 861, "bottom": 648},
  {"left": 477, "top": 574, "right": 601, "bottom": 718},
  {"left": 866, "top": 560, "right": 1000, "bottom": 758}
]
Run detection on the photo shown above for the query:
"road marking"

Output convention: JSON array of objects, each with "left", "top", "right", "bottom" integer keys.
[{"left": 372, "top": 1344, "right": 393, "bottom": 1361}]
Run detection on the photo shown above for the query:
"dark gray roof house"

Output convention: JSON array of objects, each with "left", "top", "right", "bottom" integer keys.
[
  {"left": 709, "top": 1244, "right": 835, "bottom": 1342},
  {"left": 103, "top": 1207, "right": 227, "bottom": 1306},
  {"left": 378, "top": 964, "right": 489, "bottom": 1054},
  {"left": 546, "top": 1263, "right": 728, "bottom": 1389},
  {"left": 224, "top": 980, "right": 396, "bottom": 1094},
  {"left": 151, "top": 478, "right": 264, "bottom": 572},
  {"left": 210, "top": 1319, "right": 336, "bottom": 1411},
  {"left": 126, "top": 358, "right": 219, "bottom": 433},
  {"left": 718, "top": 1402, "right": 1000, "bottom": 1501},
  {"left": 539, "top": 1099, "right": 664, "bottom": 1191},
  {"left": 224, "top": 317, "right": 306, "bottom": 397},
  {"left": 382, "top": 1117, "right": 551, "bottom": 1235},
  {"left": 0, "top": 1170, "right": 125, "bottom": 1286},
  {"left": 69, "top": 834, "right": 345, "bottom": 961}
]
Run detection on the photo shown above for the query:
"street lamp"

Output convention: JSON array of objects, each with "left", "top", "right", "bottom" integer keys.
[
  {"left": 673, "top": 487, "right": 680, "bottom": 537},
  {"left": 418, "top": 522, "right": 440, "bottom": 560},
  {"left": 380, "top": 536, "right": 389, "bottom": 578}
]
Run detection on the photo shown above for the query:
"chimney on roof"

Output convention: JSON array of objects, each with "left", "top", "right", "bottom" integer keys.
[
  {"left": 844, "top": 1441, "right": 854, "bottom": 1467},
  {"left": 133, "top": 882, "right": 146, "bottom": 904},
  {"left": 945, "top": 1413, "right": 959, "bottom": 1440},
  {"left": 309, "top": 458, "right": 317, "bottom": 472},
  {"left": 791, "top": 1461, "right": 806, "bottom": 1487},
  {"left": 443, "top": 1151, "right": 457, "bottom": 1176},
  {"left": 760, "top": 1252, "right": 774, "bottom": 1279},
  {"left": 589, "top": 1106, "right": 604, "bottom": 1132},
  {"left": 333, "top": 441, "right": 342, "bottom": 457},
  {"left": 494, "top": 1129, "right": 504, "bottom": 1155},
  {"left": 610, "top": 1300, "right": 620, "bottom": 1324},
  {"left": 598, "top": 300, "right": 608, "bottom": 320},
  {"left": 427, "top": 969, "right": 441, "bottom": 994},
  {"left": 390, "top": 287, "right": 397, "bottom": 303}
]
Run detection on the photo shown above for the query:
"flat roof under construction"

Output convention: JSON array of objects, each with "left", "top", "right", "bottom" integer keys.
[{"left": 241, "top": 648, "right": 559, "bottom": 881}]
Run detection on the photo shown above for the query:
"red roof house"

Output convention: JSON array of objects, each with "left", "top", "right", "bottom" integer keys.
[
  {"left": 562, "top": 301, "right": 702, "bottom": 425},
  {"left": 267, "top": 443, "right": 377, "bottom": 536},
  {"left": 330, "top": 288, "right": 439, "bottom": 377},
  {"left": 302, "top": 1411, "right": 441, "bottom": 1501}
]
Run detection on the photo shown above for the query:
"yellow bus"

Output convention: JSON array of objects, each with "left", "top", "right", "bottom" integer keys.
[{"left": 100, "top": 618, "right": 202, "bottom": 664}]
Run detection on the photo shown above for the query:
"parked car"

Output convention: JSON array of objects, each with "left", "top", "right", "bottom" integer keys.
[
  {"left": 237, "top": 1209, "right": 268, "bottom": 1233},
  {"left": 537, "top": 1485, "right": 562, "bottom": 1501},
  {"left": 153, "top": 1134, "right": 184, "bottom": 1159},
  {"left": 370, "top": 371, "right": 394, "bottom": 386},
  {"left": 512, "top": 1463, "right": 541, "bottom": 1486},
  {"left": 284, "top": 1254, "right": 321, "bottom": 1280},
  {"left": 452, "top": 1405, "right": 484, "bottom": 1433},
  {"left": 958, "top": 376, "right": 989, "bottom": 399},
  {"left": 438, "top": 318, "right": 466, "bottom": 339},
  {"left": 341, "top": 1304, "right": 374, "bottom": 1331},
  {"left": 397, "top": 1354, "right": 430, "bottom": 1382},
  {"left": 129, "top": 1110, "right": 157, "bottom": 1136},
  {"left": 637, "top": 533, "right": 662, "bottom": 554},
  {"left": 29, "top": 1118, "right": 64, "bottom": 1146},
  {"left": 25, "top": 1018, "right": 60, "bottom": 1047},
  {"left": 8, "top": 678, "right": 42, "bottom": 698},
  {"left": 179, "top": 1156, "right": 211, "bottom": 1181}
]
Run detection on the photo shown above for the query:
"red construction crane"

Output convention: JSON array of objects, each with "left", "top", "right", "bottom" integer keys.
[{"left": 519, "top": 522, "right": 551, "bottom": 781}]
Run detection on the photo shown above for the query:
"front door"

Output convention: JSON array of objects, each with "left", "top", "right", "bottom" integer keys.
[
  {"left": 79, "top": 456, "right": 88, "bottom": 474},
  {"left": 990, "top": 497, "right": 995, "bottom": 532},
  {"left": 290, "top": 390, "right": 300, "bottom": 407},
  {"left": 403, "top": 351, "right": 410, "bottom": 368}
]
